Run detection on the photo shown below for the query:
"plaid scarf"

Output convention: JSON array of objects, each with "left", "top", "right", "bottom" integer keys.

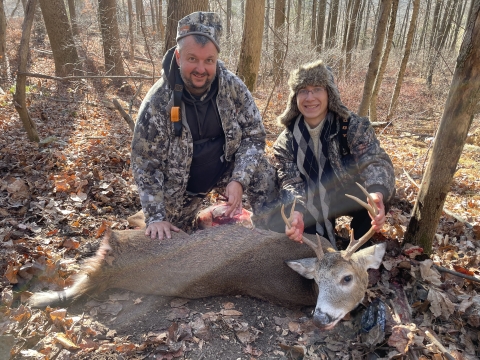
[{"left": 289, "top": 113, "right": 337, "bottom": 247}]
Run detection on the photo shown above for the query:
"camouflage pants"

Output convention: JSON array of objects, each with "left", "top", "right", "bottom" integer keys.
[{"left": 169, "top": 155, "right": 279, "bottom": 230}]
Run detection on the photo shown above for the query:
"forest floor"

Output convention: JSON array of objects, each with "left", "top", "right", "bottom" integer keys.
[{"left": 1, "top": 22, "right": 480, "bottom": 360}]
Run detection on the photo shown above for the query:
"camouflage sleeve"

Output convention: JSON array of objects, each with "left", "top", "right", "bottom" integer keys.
[
  {"left": 348, "top": 114, "right": 396, "bottom": 202},
  {"left": 130, "top": 89, "right": 170, "bottom": 226},
  {"left": 228, "top": 78, "right": 267, "bottom": 189},
  {"left": 272, "top": 129, "right": 307, "bottom": 212}
]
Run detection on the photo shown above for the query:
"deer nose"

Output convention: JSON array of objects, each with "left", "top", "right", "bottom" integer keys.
[{"left": 312, "top": 310, "right": 334, "bottom": 328}]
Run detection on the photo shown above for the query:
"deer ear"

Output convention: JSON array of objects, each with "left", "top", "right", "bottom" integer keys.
[
  {"left": 286, "top": 258, "right": 317, "bottom": 279},
  {"left": 352, "top": 242, "right": 387, "bottom": 270}
]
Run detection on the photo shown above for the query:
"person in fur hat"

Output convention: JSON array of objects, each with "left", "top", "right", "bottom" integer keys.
[{"left": 273, "top": 60, "right": 395, "bottom": 248}]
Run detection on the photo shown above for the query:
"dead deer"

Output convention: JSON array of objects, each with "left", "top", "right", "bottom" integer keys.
[{"left": 28, "top": 184, "right": 386, "bottom": 330}]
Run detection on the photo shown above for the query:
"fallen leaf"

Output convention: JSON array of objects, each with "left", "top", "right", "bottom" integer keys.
[
  {"left": 220, "top": 309, "right": 243, "bottom": 316},
  {"left": 427, "top": 288, "right": 455, "bottom": 319}
]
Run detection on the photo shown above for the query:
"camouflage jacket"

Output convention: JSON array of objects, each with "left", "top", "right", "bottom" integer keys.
[
  {"left": 273, "top": 112, "right": 395, "bottom": 210},
  {"left": 131, "top": 56, "right": 266, "bottom": 226}
]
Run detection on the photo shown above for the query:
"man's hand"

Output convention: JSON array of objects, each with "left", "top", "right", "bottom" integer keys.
[
  {"left": 145, "top": 221, "right": 180, "bottom": 240},
  {"left": 285, "top": 211, "right": 305, "bottom": 243},
  {"left": 223, "top": 181, "right": 243, "bottom": 217},
  {"left": 368, "top": 192, "right": 386, "bottom": 232}
]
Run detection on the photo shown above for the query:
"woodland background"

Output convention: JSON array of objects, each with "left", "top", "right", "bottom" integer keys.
[{"left": 0, "top": 0, "right": 479, "bottom": 359}]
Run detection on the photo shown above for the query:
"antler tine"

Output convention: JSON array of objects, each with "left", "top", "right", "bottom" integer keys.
[
  {"left": 343, "top": 183, "right": 379, "bottom": 259},
  {"left": 281, "top": 200, "right": 324, "bottom": 259}
]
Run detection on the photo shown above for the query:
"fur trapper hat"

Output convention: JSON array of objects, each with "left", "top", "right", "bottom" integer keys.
[{"left": 277, "top": 60, "right": 350, "bottom": 127}]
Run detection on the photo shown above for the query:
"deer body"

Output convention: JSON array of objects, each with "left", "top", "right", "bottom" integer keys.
[
  {"left": 30, "top": 185, "right": 385, "bottom": 329},
  {"left": 29, "top": 224, "right": 385, "bottom": 330}
]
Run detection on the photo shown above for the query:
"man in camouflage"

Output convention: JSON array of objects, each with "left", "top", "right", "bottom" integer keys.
[
  {"left": 273, "top": 60, "right": 395, "bottom": 248},
  {"left": 131, "top": 12, "right": 277, "bottom": 240}
]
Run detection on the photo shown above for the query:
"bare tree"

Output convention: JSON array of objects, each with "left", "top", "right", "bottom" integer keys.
[
  {"left": 311, "top": 0, "right": 317, "bottom": 44},
  {"left": 98, "top": 0, "right": 124, "bottom": 76},
  {"left": 387, "top": 0, "right": 420, "bottom": 121},
  {"left": 67, "top": 0, "right": 79, "bottom": 37},
  {"left": 345, "top": 0, "right": 362, "bottom": 75},
  {"left": 164, "top": 0, "right": 208, "bottom": 53},
  {"left": 237, "top": 0, "right": 265, "bottom": 91},
  {"left": 295, "top": 0, "right": 302, "bottom": 33},
  {"left": 38, "top": 0, "right": 80, "bottom": 76},
  {"left": 369, "top": 0, "right": 398, "bottom": 121},
  {"left": 227, "top": 0, "right": 232, "bottom": 35},
  {"left": 427, "top": 0, "right": 458, "bottom": 86},
  {"left": 417, "top": 0, "right": 432, "bottom": 52},
  {"left": 325, "top": 0, "right": 339, "bottom": 48},
  {"left": 273, "top": 0, "right": 286, "bottom": 81},
  {"left": 405, "top": 1, "right": 480, "bottom": 253},
  {"left": 0, "top": 0, "right": 6, "bottom": 67},
  {"left": 449, "top": 0, "right": 467, "bottom": 50},
  {"left": 357, "top": 0, "right": 392, "bottom": 116},
  {"left": 361, "top": 0, "right": 371, "bottom": 49},
  {"left": 14, "top": 0, "right": 39, "bottom": 142},
  {"left": 127, "top": 0, "right": 134, "bottom": 61},
  {"left": 157, "top": 0, "right": 164, "bottom": 38},
  {"left": 315, "top": 0, "right": 326, "bottom": 52}
]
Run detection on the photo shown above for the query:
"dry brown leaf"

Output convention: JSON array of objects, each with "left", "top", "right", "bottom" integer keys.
[
  {"left": 388, "top": 324, "right": 417, "bottom": 354},
  {"left": 49, "top": 308, "right": 67, "bottom": 321},
  {"left": 220, "top": 309, "right": 243, "bottom": 316},
  {"left": 419, "top": 260, "right": 442, "bottom": 286},
  {"left": 427, "top": 288, "right": 455, "bottom": 319},
  {"left": 55, "top": 333, "right": 80, "bottom": 350}
]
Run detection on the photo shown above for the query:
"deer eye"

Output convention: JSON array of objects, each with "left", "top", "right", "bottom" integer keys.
[{"left": 342, "top": 275, "right": 352, "bottom": 284}]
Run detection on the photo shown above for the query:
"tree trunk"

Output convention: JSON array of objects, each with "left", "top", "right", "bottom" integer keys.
[
  {"left": 273, "top": 0, "right": 286, "bottom": 81},
  {"left": 127, "top": 0, "right": 134, "bottom": 61},
  {"left": 354, "top": 0, "right": 365, "bottom": 49},
  {"left": 357, "top": 0, "right": 392, "bottom": 117},
  {"left": 157, "top": 0, "right": 164, "bottom": 38},
  {"left": 361, "top": 0, "right": 371, "bottom": 49},
  {"left": 387, "top": 0, "right": 419, "bottom": 122},
  {"left": 0, "top": 0, "right": 6, "bottom": 66},
  {"left": 14, "top": 0, "right": 39, "bottom": 143},
  {"left": 237, "top": 0, "right": 265, "bottom": 92},
  {"left": 164, "top": 0, "right": 208, "bottom": 53},
  {"left": 417, "top": 0, "right": 432, "bottom": 52},
  {"left": 345, "top": 0, "right": 361, "bottom": 76},
  {"left": 326, "top": 0, "right": 339, "bottom": 48},
  {"left": 295, "top": 0, "right": 302, "bottom": 33},
  {"left": 315, "top": 0, "right": 326, "bottom": 52},
  {"left": 98, "top": 0, "right": 124, "bottom": 77},
  {"left": 342, "top": 0, "right": 353, "bottom": 52},
  {"left": 369, "top": 0, "right": 398, "bottom": 121},
  {"left": 449, "top": 0, "right": 467, "bottom": 51},
  {"left": 38, "top": 0, "right": 80, "bottom": 77},
  {"left": 227, "top": 0, "right": 232, "bottom": 35},
  {"left": 427, "top": 0, "right": 457, "bottom": 86},
  {"left": 405, "top": 0, "right": 480, "bottom": 254},
  {"left": 396, "top": 0, "right": 410, "bottom": 49},
  {"left": 265, "top": 0, "right": 270, "bottom": 51},
  {"left": 149, "top": 0, "right": 156, "bottom": 33},
  {"left": 311, "top": 0, "right": 317, "bottom": 44},
  {"left": 67, "top": 0, "right": 79, "bottom": 37}
]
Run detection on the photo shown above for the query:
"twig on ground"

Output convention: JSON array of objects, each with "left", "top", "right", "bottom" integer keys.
[
  {"left": 112, "top": 99, "right": 135, "bottom": 132},
  {"left": 409, "top": 259, "right": 480, "bottom": 284},
  {"left": 424, "top": 330, "right": 455, "bottom": 360}
]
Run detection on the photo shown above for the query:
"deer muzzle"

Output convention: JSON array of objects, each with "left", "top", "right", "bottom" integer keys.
[{"left": 312, "top": 310, "right": 338, "bottom": 330}]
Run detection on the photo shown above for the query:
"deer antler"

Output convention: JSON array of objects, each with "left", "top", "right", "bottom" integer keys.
[
  {"left": 281, "top": 199, "right": 324, "bottom": 260},
  {"left": 342, "top": 182, "right": 379, "bottom": 260}
]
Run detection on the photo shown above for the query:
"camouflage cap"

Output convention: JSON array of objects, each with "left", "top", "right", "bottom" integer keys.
[{"left": 176, "top": 12, "right": 222, "bottom": 52}]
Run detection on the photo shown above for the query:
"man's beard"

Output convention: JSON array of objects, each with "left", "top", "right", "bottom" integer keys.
[{"left": 179, "top": 69, "right": 216, "bottom": 95}]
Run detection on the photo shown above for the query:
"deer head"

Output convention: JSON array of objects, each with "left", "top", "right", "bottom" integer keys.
[{"left": 281, "top": 183, "right": 386, "bottom": 330}]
